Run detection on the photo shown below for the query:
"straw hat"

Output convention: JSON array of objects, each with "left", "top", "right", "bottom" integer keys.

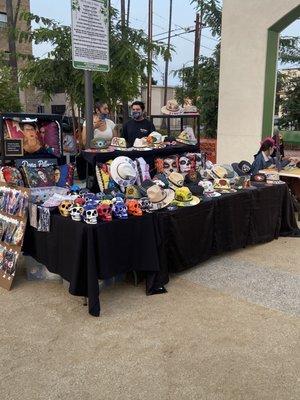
[
  {"left": 133, "top": 138, "right": 152, "bottom": 151},
  {"left": 176, "top": 127, "right": 197, "bottom": 145},
  {"left": 111, "top": 137, "right": 127, "bottom": 150},
  {"left": 161, "top": 99, "right": 184, "bottom": 115},
  {"left": 110, "top": 156, "right": 137, "bottom": 187},
  {"left": 168, "top": 172, "right": 184, "bottom": 190},
  {"left": 147, "top": 184, "right": 175, "bottom": 211},
  {"left": 172, "top": 187, "right": 200, "bottom": 207}
]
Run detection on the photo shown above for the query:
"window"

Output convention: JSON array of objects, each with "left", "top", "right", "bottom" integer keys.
[
  {"left": 0, "top": 12, "right": 7, "bottom": 28},
  {"left": 51, "top": 105, "right": 66, "bottom": 115},
  {"left": 37, "top": 105, "right": 45, "bottom": 114}
]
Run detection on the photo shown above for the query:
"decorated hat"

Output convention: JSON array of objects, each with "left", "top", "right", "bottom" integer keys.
[
  {"left": 213, "top": 178, "right": 231, "bottom": 191},
  {"left": 111, "top": 137, "right": 127, "bottom": 150},
  {"left": 133, "top": 138, "right": 152, "bottom": 151},
  {"left": 199, "top": 180, "right": 221, "bottom": 197},
  {"left": 147, "top": 184, "right": 175, "bottom": 211},
  {"left": 110, "top": 156, "right": 137, "bottom": 187},
  {"left": 125, "top": 185, "right": 142, "bottom": 199},
  {"left": 221, "top": 164, "right": 236, "bottom": 179},
  {"left": 161, "top": 99, "right": 184, "bottom": 115},
  {"left": 153, "top": 173, "right": 169, "bottom": 188},
  {"left": 232, "top": 161, "right": 252, "bottom": 176},
  {"left": 176, "top": 127, "right": 197, "bottom": 145},
  {"left": 183, "top": 98, "right": 198, "bottom": 114},
  {"left": 139, "top": 179, "right": 156, "bottom": 197},
  {"left": 90, "top": 137, "right": 110, "bottom": 150},
  {"left": 172, "top": 187, "right": 200, "bottom": 207},
  {"left": 168, "top": 172, "right": 184, "bottom": 190},
  {"left": 147, "top": 132, "right": 167, "bottom": 147},
  {"left": 184, "top": 170, "right": 201, "bottom": 185},
  {"left": 212, "top": 165, "right": 227, "bottom": 179},
  {"left": 185, "top": 183, "right": 204, "bottom": 196}
]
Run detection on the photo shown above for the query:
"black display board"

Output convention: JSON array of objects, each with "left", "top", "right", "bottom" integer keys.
[{"left": 4, "top": 138, "right": 24, "bottom": 157}]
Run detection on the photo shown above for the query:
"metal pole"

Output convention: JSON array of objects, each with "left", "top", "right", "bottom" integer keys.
[
  {"left": 84, "top": 70, "right": 94, "bottom": 149},
  {"left": 147, "top": 0, "right": 153, "bottom": 117},
  {"left": 163, "top": 0, "right": 173, "bottom": 107}
]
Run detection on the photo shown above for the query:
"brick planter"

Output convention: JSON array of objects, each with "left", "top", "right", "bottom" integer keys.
[{"left": 200, "top": 138, "right": 217, "bottom": 163}]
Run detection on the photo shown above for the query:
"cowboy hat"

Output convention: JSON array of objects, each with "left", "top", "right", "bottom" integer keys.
[
  {"left": 110, "top": 156, "right": 137, "bottom": 187},
  {"left": 168, "top": 172, "right": 184, "bottom": 190},
  {"left": 161, "top": 99, "right": 184, "bottom": 115},
  {"left": 111, "top": 137, "right": 127, "bottom": 150},
  {"left": 172, "top": 187, "right": 200, "bottom": 207},
  {"left": 176, "top": 127, "right": 197, "bottom": 145},
  {"left": 133, "top": 138, "right": 152, "bottom": 151},
  {"left": 147, "top": 184, "right": 175, "bottom": 211}
]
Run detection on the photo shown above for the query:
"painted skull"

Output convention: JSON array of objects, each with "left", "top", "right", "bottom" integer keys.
[
  {"left": 163, "top": 156, "right": 178, "bottom": 176},
  {"left": 58, "top": 200, "right": 73, "bottom": 217},
  {"left": 126, "top": 199, "right": 143, "bottom": 217},
  {"left": 179, "top": 155, "right": 192, "bottom": 174},
  {"left": 194, "top": 153, "right": 203, "bottom": 171},
  {"left": 138, "top": 197, "right": 151, "bottom": 213},
  {"left": 70, "top": 204, "right": 84, "bottom": 221},
  {"left": 112, "top": 199, "right": 128, "bottom": 220},
  {"left": 97, "top": 201, "right": 113, "bottom": 222},
  {"left": 74, "top": 196, "right": 85, "bottom": 206},
  {"left": 83, "top": 205, "right": 98, "bottom": 224},
  {"left": 199, "top": 180, "right": 214, "bottom": 193}
]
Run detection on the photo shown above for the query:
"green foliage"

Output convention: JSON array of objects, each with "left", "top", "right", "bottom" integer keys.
[
  {"left": 279, "top": 37, "right": 300, "bottom": 65},
  {"left": 19, "top": 7, "right": 169, "bottom": 111},
  {"left": 175, "top": 56, "right": 219, "bottom": 137},
  {"left": 190, "top": 0, "right": 222, "bottom": 37},
  {"left": 0, "top": 59, "right": 22, "bottom": 113},
  {"left": 279, "top": 75, "right": 300, "bottom": 130}
]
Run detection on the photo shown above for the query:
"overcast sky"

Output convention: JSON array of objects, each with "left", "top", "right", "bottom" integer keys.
[{"left": 30, "top": 0, "right": 300, "bottom": 86}]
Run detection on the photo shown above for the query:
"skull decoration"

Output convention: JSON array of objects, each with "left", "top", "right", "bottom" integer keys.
[
  {"left": 74, "top": 196, "right": 85, "bottom": 206},
  {"left": 179, "top": 155, "right": 192, "bottom": 174},
  {"left": 97, "top": 201, "right": 113, "bottom": 222},
  {"left": 199, "top": 180, "right": 214, "bottom": 194},
  {"left": 70, "top": 204, "right": 84, "bottom": 222},
  {"left": 112, "top": 198, "right": 128, "bottom": 220},
  {"left": 126, "top": 199, "right": 143, "bottom": 217},
  {"left": 163, "top": 156, "right": 178, "bottom": 176},
  {"left": 83, "top": 205, "right": 98, "bottom": 224},
  {"left": 58, "top": 200, "right": 73, "bottom": 217},
  {"left": 138, "top": 197, "right": 151, "bottom": 213},
  {"left": 84, "top": 193, "right": 98, "bottom": 204},
  {"left": 194, "top": 153, "right": 203, "bottom": 172}
]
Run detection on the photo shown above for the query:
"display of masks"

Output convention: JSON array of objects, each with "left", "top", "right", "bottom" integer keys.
[
  {"left": 0, "top": 215, "right": 26, "bottom": 246},
  {"left": 0, "top": 245, "right": 19, "bottom": 277},
  {"left": 0, "top": 187, "right": 29, "bottom": 217}
]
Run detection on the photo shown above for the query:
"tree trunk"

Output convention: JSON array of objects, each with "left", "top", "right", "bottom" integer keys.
[
  {"left": 120, "top": 0, "right": 129, "bottom": 124},
  {"left": 6, "top": 0, "right": 18, "bottom": 85}
]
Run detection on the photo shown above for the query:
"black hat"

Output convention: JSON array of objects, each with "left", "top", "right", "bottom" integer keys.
[
  {"left": 232, "top": 161, "right": 252, "bottom": 176},
  {"left": 185, "top": 183, "right": 204, "bottom": 196},
  {"left": 184, "top": 171, "right": 201, "bottom": 185}
]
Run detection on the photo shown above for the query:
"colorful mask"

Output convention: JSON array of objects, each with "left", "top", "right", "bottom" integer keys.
[
  {"left": 97, "top": 201, "right": 113, "bottom": 222},
  {"left": 163, "top": 156, "right": 178, "bottom": 176},
  {"left": 83, "top": 205, "right": 98, "bottom": 224},
  {"left": 70, "top": 204, "right": 83, "bottom": 221},
  {"left": 112, "top": 198, "right": 128, "bottom": 219},
  {"left": 179, "top": 155, "right": 192, "bottom": 174},
  {"left": 126, "top": 199, "right": 143, "bottom": 217},
  {"left": 58, "top": 200, "right": 73, "bottom": 217}
]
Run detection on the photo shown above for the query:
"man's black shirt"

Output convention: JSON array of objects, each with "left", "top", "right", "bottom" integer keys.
[{"left": 122, "top": 118, "right": 156, "bottom": 147}]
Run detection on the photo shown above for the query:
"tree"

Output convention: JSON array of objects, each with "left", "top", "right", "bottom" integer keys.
[
  {"left": 279, "top": 75, "right": 300, "bottom": 130},
  {"left": 279, "top": 37, "right": 300, "bottom": 65},
  {"left": 191, "top": 0, "right": 222, "bottom": 37},
  {"left": 19, "top": 7, "right": 168, "bottom": 123},
  {"left": 0, "top": 60, "right": 22, "bottom": 112}
]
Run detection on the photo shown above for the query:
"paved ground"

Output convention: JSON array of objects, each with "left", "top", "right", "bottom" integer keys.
[{"left": 0, "top": 236, "right": 299, "bottom": 400}]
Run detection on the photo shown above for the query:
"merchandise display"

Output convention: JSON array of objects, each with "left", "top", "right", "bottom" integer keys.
[
  {"left": 176, "top": 128, "right": 197, "bottom": 146},
  {"left": 161, "top": 99, "right": 184, "bottom": 115}
]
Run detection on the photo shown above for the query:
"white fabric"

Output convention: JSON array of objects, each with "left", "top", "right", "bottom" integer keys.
[{"left": 83, "top": 118, "right": 115, "bottom": 140}]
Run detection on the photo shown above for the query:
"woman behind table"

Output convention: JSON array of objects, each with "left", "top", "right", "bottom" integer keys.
[
  {"left": 82, "top": 101, "right": 117, "bottom": 147},
  {"left": 251, "top": 137, "right": 290, "bottom": 175}
]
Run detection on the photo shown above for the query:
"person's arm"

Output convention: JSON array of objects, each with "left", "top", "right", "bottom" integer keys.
[{"left": 81, "top": 124, "right": 87, "bottom": 147}]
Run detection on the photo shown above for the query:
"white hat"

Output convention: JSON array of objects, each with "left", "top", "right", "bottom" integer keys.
[
  {"left": 161, "top": 99, "right": 184, "bottom": 115},
  {"left": 133, "top": 138, "right": 152, "bottom": 151},
  {"left": 147, "top": 184, "right": 175, "bottom": 211},
  {"left": 110, "top": 156, "right": 137, "bottom": 187}
]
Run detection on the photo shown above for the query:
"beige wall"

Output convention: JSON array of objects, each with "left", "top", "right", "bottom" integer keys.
[{"left": 217, "top": 0, "right": 299, "bottom": 164}]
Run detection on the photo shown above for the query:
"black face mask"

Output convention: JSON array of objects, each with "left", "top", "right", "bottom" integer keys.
[{"left": 132, "top": 111, "right": 142, "bottom": 120}]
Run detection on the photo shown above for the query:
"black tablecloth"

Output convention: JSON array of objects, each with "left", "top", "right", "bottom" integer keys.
[{"left": 23, "top": 184, "right": 299, "bottom": 316}]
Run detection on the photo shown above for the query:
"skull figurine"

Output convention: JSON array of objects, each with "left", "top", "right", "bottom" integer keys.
[
  {"left": 126, "top": 199, "right": 143, "bottom": 217},
  {"left": 74, "top": 196, "right": 85, "bottom": 206},
  {"left": 112, "top": 198, "right": 128, "bottom": 220},
  {"left": 58, "top": 200, "right": 73, "bottom": 217},
  {"left": 138, "top": 197, "right": 151, "bottom": 213},
  {"left": 179, "top": 155, "right": 192, "bottom": 174},
  {"left": 199, "top": 180, "right": 214, "bottom": 193},
  {"left": 163, "top": 156, "right": 178, "bottom": 176},
  {"left": 70, "top": 204, "right": 84, "bottom": 221},
  {"left": 83, "top": 205, "right": 98, "bottom": 224},
  {"left": 97, "top": 201, "right": 113, "bottom": 222}
]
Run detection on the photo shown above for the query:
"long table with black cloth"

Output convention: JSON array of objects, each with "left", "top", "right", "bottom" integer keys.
[{"left": 23, "top": 183, "right": 300, "bottom": 316}]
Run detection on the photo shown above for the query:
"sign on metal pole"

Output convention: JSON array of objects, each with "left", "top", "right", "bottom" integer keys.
[{"left": 71, "top": 0, "right": 110, "bottom": 72}]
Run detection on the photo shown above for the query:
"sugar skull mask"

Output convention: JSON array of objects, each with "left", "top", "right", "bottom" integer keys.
[
  {"left": 58, "top": 200, "right": 73, "bottom": 217},
  {"left": 163, "top": 156, "right": 178, "bottom": 176},
  {"left": 179, "top": 156, "right": 192, "bottom": 174}
]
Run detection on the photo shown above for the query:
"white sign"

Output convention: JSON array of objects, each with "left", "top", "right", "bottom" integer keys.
[{"left": 71, "top": 0, "right": 109, "bottom": 72}]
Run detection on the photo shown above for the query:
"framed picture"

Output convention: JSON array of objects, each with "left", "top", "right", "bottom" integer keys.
[{"left": 4, "top": 138, "right": 24, "bottom": 157}]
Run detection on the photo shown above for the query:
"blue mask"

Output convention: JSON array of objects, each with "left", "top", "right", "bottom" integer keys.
[
  {"left": 100, "top": 113, "right": 108, "bottom": 120},
  {"left": 132, "top": 111, "right": 142, "bottom": 120}
]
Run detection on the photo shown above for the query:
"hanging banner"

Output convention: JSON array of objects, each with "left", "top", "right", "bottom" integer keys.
[{"left": 71, "top": 0, "right": 110, "bottom": 72}]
